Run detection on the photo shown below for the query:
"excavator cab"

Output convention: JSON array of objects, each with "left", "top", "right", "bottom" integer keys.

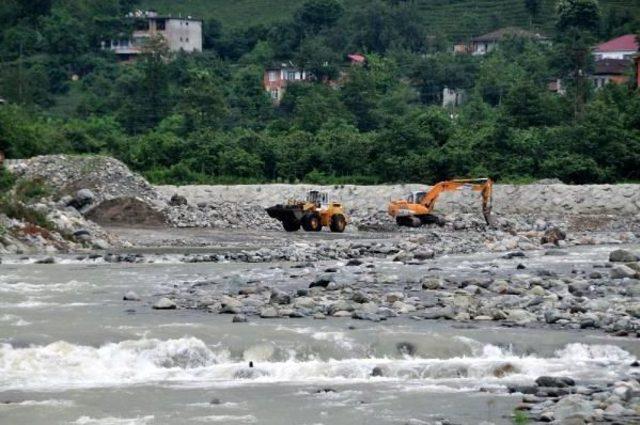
[{"left": 407, "top": 191, "right": 427, "bottom": 204}]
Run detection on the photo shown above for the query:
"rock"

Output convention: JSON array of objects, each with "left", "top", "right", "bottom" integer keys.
[
  {"left": 68, "top": 188, "right": 95, "bottom": 210},
  {"left": 232, "top": 314, "right": 248, "bottom": 323},
  {"left": 413, "top": 249, "right": 435, "bottom": 260},
  {"left": 396, "top": 342, "right": 417, "bottom": 356},
  {"left": 73, "top": 229, "right": 92, "bottom": 242},
  {"left": 421, "top": 278, "right": 442, "bottom": 290},
  {"left": 506, "top": 309, "right": 536, "bottom": 324},
  {"left": 169, "top": 193, "right": 188, "bottom": 206},
  {"left": 610, "top": 265, "right": 637, "bottom": 279},
  {"left": 259, "top": 307, "right": 279, "bottom": 318},
  {"left": 310, "top": 274, "right": 334, "bottom": 288},
  {"left": 346, "top": 259, "right": 363, "bottom": 266},
  {"left": 385, "top": 292, "right": 404, "bottom": 303},
  {"left": 541, "top": 227, "right": 566, "bottom": 245},
  {"left": 551, "top": 395, "right": 594, "bottom": 422},
  {"left": 535, "top": 376, "right": 575, "bottom": 388},
  {"left": 371, "top": 366, "right": 385, "bottom": 377},
  {"left": 270, "top": 290, "right": 291, "bottom": 305},
  {"left": 328, "top": 300, "right": 354, "bottom": 316},
  {"left": 609, "top": 249, "right": 639, "bottom": 263},
  {"left": 153, "top": 297, "right": 176, "bottom": 310},
  {"left": 123, "top": 291, "right": 141, "bottom": 301},
  {"left": 503, "top": 251, "right": 526, "bottom": 259},
  {"left": 35, "top": 257, "right": 55, "bottom": 264},
  {"left": 351, "top": 292, "right": 370, "bottom": 304}
]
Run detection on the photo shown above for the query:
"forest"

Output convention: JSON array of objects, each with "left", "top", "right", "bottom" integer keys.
[{"left": 0, "top": 0, "right": 639, "bottom": 184}]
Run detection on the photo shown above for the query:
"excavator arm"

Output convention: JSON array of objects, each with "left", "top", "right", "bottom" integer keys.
[
  {"left": 420, "top": 178, "right": 493, "bottom": 222},
  {"left": 388, "top": 178, "right": 494, "bottom": 226}
]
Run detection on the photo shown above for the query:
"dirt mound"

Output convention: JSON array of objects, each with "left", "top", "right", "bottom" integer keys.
[{"left": 86, "top": 198, "right": 166, "bottom": 227}]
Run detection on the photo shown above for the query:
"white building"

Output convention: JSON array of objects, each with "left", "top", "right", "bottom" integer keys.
[
  {"left": 108, "top": 10, "right": 202, "bottom": 60},
  {"left": 593, "top": 34, "right": 639, "bottom": 60},
  {"left": 469, "top": 27, "right": 548, "bottom": 56}
]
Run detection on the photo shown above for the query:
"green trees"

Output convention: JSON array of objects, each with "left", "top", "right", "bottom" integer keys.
[{"left": 0, "top": 0, "right": 639, "bottom": 185}]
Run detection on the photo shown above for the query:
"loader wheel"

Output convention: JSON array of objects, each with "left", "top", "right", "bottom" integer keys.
[
  {"left": 302, "top": 213, "right": 322, "bottom": 232},
  {"left": 330, "top": 214, "right": 346, "bottom": 233},
  {"left": 282, "top": 220, "right": 300, "bottom": 232}
]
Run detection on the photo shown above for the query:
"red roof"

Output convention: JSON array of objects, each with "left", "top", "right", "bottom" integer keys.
[
  {"left": 595, "top": 34, "right": 639, "bottom": 52},
  {"left": 347, "top": 53, "right": 366, "bottom": 63}
]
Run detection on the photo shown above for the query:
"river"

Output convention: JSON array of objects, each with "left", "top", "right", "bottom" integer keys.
[{"left": 1, "top": 245, "right": 638, "bottom": 425}]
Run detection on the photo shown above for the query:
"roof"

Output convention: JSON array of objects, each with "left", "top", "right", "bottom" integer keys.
[
  {"left": 594, "top": 34, "right": 639, "bottom": 53},
  {"left": 471, "top": 27, "right": 547, "bottom": 42},
  {"left": 594, "top": 59, "right": 630, "bottom": 75},
  {"left": 347, "top": 53, "right": 366, "bottom": 63}
]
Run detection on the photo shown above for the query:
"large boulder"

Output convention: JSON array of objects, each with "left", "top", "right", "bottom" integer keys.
[{"left": 609, "top": 249, "right": 639, "bottom": 263}]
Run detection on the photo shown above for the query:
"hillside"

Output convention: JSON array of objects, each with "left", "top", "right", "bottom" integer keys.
[{"left": 140, "top": 0, "right": 640, "bottom": 38}]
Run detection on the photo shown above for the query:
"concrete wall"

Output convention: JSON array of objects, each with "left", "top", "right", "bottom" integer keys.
[{"left": 164, "top": 19, "right": 202, "bottom": 52}]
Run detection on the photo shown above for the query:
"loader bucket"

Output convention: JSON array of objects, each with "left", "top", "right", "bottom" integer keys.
[{"left": 265, "top": 205, "right": 305, "bottom": 223}]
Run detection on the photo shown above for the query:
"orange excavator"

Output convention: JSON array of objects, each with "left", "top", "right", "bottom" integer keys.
[{"left": 388, "top": 178, "right": 494, "bottom": 227}]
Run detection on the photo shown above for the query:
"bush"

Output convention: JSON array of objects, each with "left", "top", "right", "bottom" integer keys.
[
  {"left": 14, "top": 178, "right": 52, "bottom": 202},
  {"left": 0, "top": 167, "right": 16, "bottom": 192}
]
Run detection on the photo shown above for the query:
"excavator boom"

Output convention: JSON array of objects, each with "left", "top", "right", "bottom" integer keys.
[{"left": 388, "top": 178, "right": 493, "bottom": 227}]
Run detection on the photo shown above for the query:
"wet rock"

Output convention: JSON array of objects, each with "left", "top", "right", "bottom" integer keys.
[
  {"left": 270, "top": 290, "right": 291, "bottom": 305},
  {"left": 396, "top": 342, "right": 416, "bottom": 356},
  {"left": 232, "top": 314, "right": 248, "bottom": 323},
  {"left": 503, "top": 251, "right": 526, "bottom": 259},
  {"left": 123, "top": 291, "right": 141, "bottom": 301},
  {"left": 371, "top": 366, "right": 385, "bottom": 377},
  {"left": 535, "top": 376, "right": 575, "bottom": 388},
  {"left": 153, "top": 297, "right": 176, "bottom": 310},
  {"left": 346, "top": 259, "right": 363, "bottom": 266},
  {"left": 609, "top": 249, "right": 639, "bottom": 263},
  {"left": 35, "top": 257, "right": 55, "bottom": 264},
  {"left": 421, "top": 278, "right": 442, "bottom": 290},
  {"left": 610, "top": 265, "right": 637, "bottom": 279},
  {"left": 310, "top": 274, "right": 334, "bottom": 288},
  {"left": 541, "top": 227, "right": 566, "bottom": 245},
  {"left": 259, "top": 307, "right": 279, "bottom": 318}
]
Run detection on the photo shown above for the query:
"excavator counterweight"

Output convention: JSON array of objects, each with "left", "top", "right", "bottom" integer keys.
[{"left": 388, "top": 178, "right": 493, "bottom": 227}]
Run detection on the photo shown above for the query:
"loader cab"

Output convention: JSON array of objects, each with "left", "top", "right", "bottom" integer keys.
[
  {"left": 306, "top": 190, "right": 328, "bottom": 207},
  {"left": 407, "top": 191, "right": 427, "bottom": 204}
]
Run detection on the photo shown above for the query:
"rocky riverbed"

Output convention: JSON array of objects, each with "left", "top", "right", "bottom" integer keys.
[{"left": 2, "top": 154, "right": 640, "bottom": 424}]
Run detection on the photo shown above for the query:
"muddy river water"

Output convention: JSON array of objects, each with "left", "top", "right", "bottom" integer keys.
[{"left": 1, "top": 243, "right": 638, "bottom": 425}]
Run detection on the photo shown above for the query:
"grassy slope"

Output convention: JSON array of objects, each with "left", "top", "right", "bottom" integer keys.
[{"left": 139, "top": 0, "right": 639, "bottom": 38}]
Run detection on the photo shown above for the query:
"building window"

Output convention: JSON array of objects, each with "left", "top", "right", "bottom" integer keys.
[
  {"left": 268, "top": 71, "right": 278, "bottom": 82},
  {"left": 287, "top": 71, "right": 297, "bottom": 80},
  {"left": 186, "top": 37, "right": 189, "bottom": 42},
  {"left": 156, "top": 19, "right": 166, "bottom": 31},
  {"left": 186, "top": 21, "right": 189, "bottom": 26},
  {"left": 180, "top": 37, "right": 183, "bottom": 42}
]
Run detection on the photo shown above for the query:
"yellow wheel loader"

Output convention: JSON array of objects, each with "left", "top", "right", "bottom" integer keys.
[{"left": 266, "top": 190, "right": 347, "bottom": 233}]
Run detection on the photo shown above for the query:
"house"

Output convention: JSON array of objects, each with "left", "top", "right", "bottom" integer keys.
[
  {"left": 590, "top": 35, "right": 639, "bottom": 88},
  {"left": 442, "top": 88, "right": 466, "bottom": 108},
  {"left": 106, "top": 10, "right": 202, "bottom": 60},
  {"left": 468, "top": 27, "right": 548, "bottom": 55},
  {"left": 592, "top": 59, "right": 632, "bottom": 88},
  {"left": 593, "top": 34, "right": 639, "bottom": 60},
  {"left": 263, "top": 63, "right": 309, "bottom": 103}
]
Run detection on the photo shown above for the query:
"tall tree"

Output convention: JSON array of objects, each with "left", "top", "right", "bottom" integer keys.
[
  {"left": 524, "top": 0, "right": 541, "bottom": 28},
  {"left": 555, "top": 0, "right": 601, "bottom": 118}
]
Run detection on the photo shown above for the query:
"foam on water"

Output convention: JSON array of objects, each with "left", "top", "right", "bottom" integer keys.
[
  {"left": 0, "top": 335, "right": 634, "bottom": 391},
  {"left": 73, "top": 415, "right": 154, "bottom": 425}
]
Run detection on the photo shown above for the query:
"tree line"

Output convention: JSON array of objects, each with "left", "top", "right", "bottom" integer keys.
[{"left": 0, "top": 0, "right": 639, "bottom": 184}]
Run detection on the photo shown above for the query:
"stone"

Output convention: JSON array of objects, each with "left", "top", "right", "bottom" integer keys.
[
  {"left": 259, "top": 307, "right": 279, "bottom": 318},
  {"left": 153, "top": 297, "right": 176, "bottom": 310},
  {"left": 169, "top": 193, "right": 188, "bottom": 206},
  {"left": 270, "top": 290, "right": 291, "bottom": 305},
  {"left": 551, "top": 395, "right": 594, "bottom": 422},
  {"left": 328, "top": 301, "right": 354, "bottom": 315},
  {"left": 123, "top": 291, "right": 141, "bottom": 301},
  {"left": 232, "top": 314, "right": 248, "bottom": 323},
  {"left": 541, "top": 227, "right": 566, "bottom": 245},
  {"left": 310, "top": 274, "right": 334, "bottom": 288},
  {"left": 506, "top": 309, "right": 536, "bottom": 324},
  {"left": 536, "top": 376, "right": 575, "bottom": 388},
  {"left": 35, "top": 257, "right": 55, "bottom": 264},
  {"left": 385, "top": 292, "right": 404, "bottom": 303},
  {"left": 609, "top": 249, "right": 639, "bottom": 263},
  {"left": 611, "top": 265, "right": 637, "bottom": 279},
  {"left": 421, "top": 278, "right": 442, "bottom": 290}
]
